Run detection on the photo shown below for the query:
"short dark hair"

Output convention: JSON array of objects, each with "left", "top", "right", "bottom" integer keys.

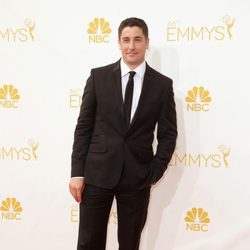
[{"left": 118, "top": 17, "right": 148, "bottom": 39}]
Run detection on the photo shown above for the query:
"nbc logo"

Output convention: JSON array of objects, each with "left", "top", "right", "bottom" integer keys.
[
  {"left": 0, "top": 84, "right": 20, "bottom": 108},
  {"left": 185, "top": 208, "right": 210, "bottom": 232},
  {"left": 87, "top": 18, "right": 111, "bottom": 43},
  {"left": 185, "top": 86, "right": 212, "bottom": 112},
  {"left": 0, "top": 197, "right": 23, "bottom": 220}
]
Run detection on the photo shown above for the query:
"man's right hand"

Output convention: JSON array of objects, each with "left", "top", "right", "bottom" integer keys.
[{"left": 69, "top": 178, "right": 85, "bottom": 203}]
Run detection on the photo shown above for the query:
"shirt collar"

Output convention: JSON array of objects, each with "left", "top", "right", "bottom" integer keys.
[{"left": 120, "top": 59, "right": 146, "bottom": 79}]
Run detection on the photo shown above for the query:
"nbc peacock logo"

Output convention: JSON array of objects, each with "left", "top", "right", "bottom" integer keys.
[
  {"left": 185, "top": 86, "right": 212, "bottom": 112},
  {"left": 185, "top": 207, "right": 210, "bottom": 232},
  {"left": 87, "top": 18, "right": 112, "bottom": 43},
  {"left": 0, "top": 84, "right": 20, "bottom": 108},
  {"left": 0, "top": 197, "right": 23, "bottom": 220}
]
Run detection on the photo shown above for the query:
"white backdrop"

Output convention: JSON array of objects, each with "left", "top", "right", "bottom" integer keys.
[{"left": 1, "top": 0, "right": 250, "bottom": 249}]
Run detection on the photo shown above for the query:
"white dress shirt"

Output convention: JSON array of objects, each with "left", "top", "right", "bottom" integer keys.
[
  {"left": 120, "top": 59, "right": 146, "bottom": 122},
  {"left": 72, "top": 59, "right": 146, "bottom": 180}
]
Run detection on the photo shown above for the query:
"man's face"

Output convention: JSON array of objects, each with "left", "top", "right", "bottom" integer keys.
[{"left": 119, "top": 26, "right": 149, "bottom": 69}]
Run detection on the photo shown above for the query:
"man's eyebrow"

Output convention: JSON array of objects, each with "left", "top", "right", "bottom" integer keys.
[{"left": 121, "top": 36, "right": 143, "bottom": 39}]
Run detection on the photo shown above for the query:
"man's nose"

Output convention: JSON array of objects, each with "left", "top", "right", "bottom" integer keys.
[{"left": 128, "top": 41, "right": 135, "bottom": 49}]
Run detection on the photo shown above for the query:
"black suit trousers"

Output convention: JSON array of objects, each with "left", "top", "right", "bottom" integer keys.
[{"left": 77, "top": 179, "right": 151, "bottom": 250}]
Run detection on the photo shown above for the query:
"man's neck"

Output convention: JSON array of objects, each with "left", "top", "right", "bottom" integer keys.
[{"left": 121, "top": 59, "right": 145, "bottom": 71}]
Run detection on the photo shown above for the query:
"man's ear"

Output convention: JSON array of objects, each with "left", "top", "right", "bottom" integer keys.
[{"left": 118, "top": 40, "right": 121, "bottom": 50}]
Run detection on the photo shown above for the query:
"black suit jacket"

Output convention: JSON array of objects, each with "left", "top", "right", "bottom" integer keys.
[{"left": 71, "top": 60, "right": 177, "bottom": 189}]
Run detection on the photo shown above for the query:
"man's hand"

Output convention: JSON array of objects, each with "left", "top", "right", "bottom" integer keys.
[{"left": 69, "top": 178, "right": 85, "bottom": 203}]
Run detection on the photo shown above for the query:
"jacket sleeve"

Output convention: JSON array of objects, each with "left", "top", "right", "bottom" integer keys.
[
  {"left": 149, "top": 80, "right": 177, "bottom": 184},
  {"left": 71, "top": 70, "right": 96, "bottom": 177}
]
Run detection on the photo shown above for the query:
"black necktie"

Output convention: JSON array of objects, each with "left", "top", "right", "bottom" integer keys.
[{"left": 124, "top": 71, "right": 136, "bottom": 128}]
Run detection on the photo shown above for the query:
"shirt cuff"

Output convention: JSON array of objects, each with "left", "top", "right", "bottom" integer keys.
[{"left": 71, "top": 176, "right": 84, "bottom": 180}]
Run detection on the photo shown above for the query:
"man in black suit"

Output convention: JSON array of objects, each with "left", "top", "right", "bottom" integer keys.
[{"left": 69, "top": 17, "right": 177, "bottom": 250}]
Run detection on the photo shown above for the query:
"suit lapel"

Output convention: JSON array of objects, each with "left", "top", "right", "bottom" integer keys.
[{"left": 112, "top": 60, "right": 126, "bottom": 129}]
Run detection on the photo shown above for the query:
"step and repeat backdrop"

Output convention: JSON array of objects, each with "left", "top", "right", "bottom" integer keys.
[{"left": 1, "top": 0, "right": 250, "bottom": 249}]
